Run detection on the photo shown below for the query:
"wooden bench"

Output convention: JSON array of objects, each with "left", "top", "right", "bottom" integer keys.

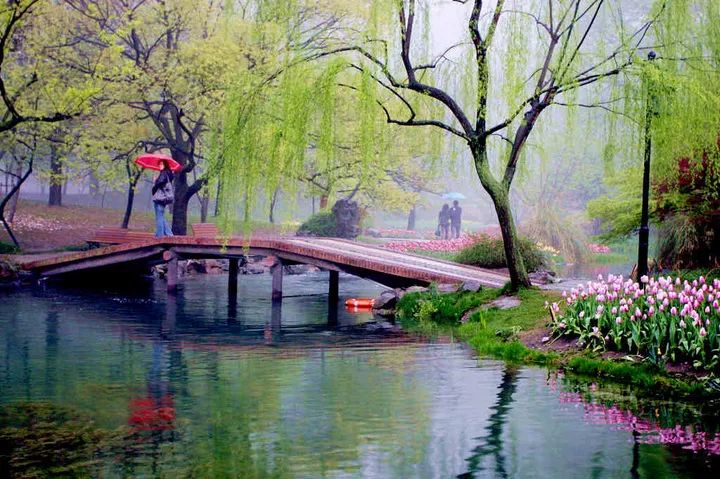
[
  {"left": 89, "top": 227, "right": 155, "bottom": 245},
  {"left": 191, "top": 223, "right": 219, "bottom": 238}
]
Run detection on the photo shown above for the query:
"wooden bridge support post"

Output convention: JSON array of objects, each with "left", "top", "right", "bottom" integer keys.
[
  {"left": 228, "top": 258, "right": 239, "bottom": 299},
  {"left": 327, "top": 270, "right": 339, "bottom": 326},
  {"left": 329, "top": 270, "right": 339, "bottom": 304},
  {"left": 271, "top": 258, "right": 283, "bottom": 302},
  {"left": 228, "top": 258, "right": 239, "bottom": 321},
  {"left": 163, "top": 250, "right": 178, "bottom": 292},
  {"left": 163, "top": 290, "right": 177, "bottom": 338}
]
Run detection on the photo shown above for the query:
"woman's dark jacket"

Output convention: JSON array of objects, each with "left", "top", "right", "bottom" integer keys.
[{"left": 152, "top": 170, "right": 174, "bottom": 195}]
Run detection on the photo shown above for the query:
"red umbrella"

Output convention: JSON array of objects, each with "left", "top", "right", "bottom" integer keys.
[{"left": 134, "top": 153, "right": 182, "bottom": 172}]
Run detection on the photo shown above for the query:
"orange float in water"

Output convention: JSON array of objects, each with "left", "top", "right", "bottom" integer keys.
[{"left": 345, "top": 298, "right": 375, "bottom": 308}]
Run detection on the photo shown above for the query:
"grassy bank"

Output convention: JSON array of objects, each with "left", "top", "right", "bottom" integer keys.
[{"left": 396, "top": 287, "right": 715, "bottom": 401}]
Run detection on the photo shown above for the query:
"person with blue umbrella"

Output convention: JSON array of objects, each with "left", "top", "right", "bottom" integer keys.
[{"left": 443, "top": 193, "right": 465, "bottom": 238}]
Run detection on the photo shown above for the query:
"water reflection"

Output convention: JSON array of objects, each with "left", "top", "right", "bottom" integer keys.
[
  {"left": 460, "top": 367, "right": 518, "bottom": 478},
  {"left": 0, "top": 275, "right": 718, "bottom": 477},
  {"left": 552, "top": 374, "right": 720, "bottom": 456}
]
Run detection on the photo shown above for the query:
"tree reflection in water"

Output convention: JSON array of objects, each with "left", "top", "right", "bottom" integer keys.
[{"left": 459, "top": 366, "right": 518, "bottom": 478}]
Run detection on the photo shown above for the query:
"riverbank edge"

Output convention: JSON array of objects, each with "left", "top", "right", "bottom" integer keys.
[{"left": 395, "top": 287, "right": 718, "bottom": 402}]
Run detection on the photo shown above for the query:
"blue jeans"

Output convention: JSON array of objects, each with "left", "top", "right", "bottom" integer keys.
[{"left": 154, "top": 202, "right": 174, "bottom": 237}]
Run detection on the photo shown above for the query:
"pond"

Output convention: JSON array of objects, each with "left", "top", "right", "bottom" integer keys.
[{"left": 1, "top": 273, "right": 718, "bottom": 478}]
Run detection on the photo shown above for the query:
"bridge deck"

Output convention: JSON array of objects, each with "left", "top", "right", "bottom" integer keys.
[{"left": 16, "top": 236, "right": 510, "bottom": 288}]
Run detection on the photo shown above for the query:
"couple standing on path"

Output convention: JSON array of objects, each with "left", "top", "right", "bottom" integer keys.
[{"left": 438, "top": 200, "right": 462, "bottom": 239}]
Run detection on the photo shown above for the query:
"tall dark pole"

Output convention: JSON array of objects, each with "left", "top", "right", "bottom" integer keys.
[{"left": 637, "top": 51, "right": 656, "bottom": 283}]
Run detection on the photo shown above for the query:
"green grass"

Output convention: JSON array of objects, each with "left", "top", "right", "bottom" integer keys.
[
  {"left": 397, "top": 286, "right": 716, "bottom": 400},
  {"left": 457, "top": 288, "right": 559, "bottom": 365},
  {"left": 668, "top": 268, "right": 720, "bottom": 282},
  {"left": 588, "top": 252, "right": 630, "bottom": 264},
  {"left": 399, "top": 287, "right": 559, "bottom": 365},
  {"left": 565, "top": 357, "right": 708, "bottom": 399}
]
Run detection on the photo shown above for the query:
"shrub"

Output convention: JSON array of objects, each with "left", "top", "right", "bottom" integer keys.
[
  {"left": 296, "top": 212, "right": 337, "bottom": 237},
  {"left": 0, "top": 241, "right": 20, "bottom": 254},
  {"left": 396, "top": 288, "right": 491, "bottom": 325},
  {"left": 550, "top": 274, "right": 720, "bottom": 370},
  {"left": 454, "top": 234, "right": 545, "bottom": 272},
  {"left": 397, "top": 289, "right": 463, "bottom": 324}
]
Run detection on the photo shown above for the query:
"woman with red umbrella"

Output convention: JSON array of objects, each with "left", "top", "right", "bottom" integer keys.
[
  {"left": 152, "top": 160, "right": 175, "bottom": 237},
  {"left": 136, "top": 153, "right": 180, "bottom": 238}
]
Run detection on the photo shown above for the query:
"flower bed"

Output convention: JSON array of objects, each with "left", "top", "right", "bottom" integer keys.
[
  {"left": 550, "top": 274, "right": 720, "bottom": 369},
  {"left": 588, "top": 243, "right": 612, "bottom": 254},
  {"left": 384, "top": 234, "right": 479, "bottom": 254},
  {"left": 375, "top": 228, "right": 434, "bottom": 239}
]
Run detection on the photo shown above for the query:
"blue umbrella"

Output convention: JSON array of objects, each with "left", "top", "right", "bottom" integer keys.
[{"left": 442, "top": 192, "right": 466, "bottom": 200}]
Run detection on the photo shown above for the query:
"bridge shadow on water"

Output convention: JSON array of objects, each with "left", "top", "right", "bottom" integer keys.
[{"left": 35, "top": 272, "right": 401, "bottom": 352}]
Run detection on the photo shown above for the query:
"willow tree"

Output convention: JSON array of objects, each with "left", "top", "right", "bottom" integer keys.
[
  {"left": 284, "top": 0, "right": 657, "bottom": 289},
  {"left": 219, "top": 58, "right": 443, "bottom": 232},
  {"left": 217, "top": 0, "right": 442, "bottom": 231},
  {"left": 588, "top": 1, "right": 720, "bottom": 269}
]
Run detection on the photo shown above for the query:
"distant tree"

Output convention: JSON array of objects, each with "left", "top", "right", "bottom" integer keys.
[
  {"left": 57, "top": 0, "right": 237, "bottom": 233},
  {"left": 1, "top": 1, "right": 96, "bottom": 133},
  {"left": 304, "top": 0, "right": 660, "bottom": 289},
  {"left": 0, "top": 126, "right": 40, "bottom": 246}
]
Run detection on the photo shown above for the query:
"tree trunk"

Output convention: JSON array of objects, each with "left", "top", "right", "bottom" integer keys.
[
  {"left": 473, "top": 146, "right": 531, "bottom": 290},
  {"left": 319, "top": 195, "right": 328, "bottom": 210},
  {"left": 121, "top": 184, "right": 136, "bottom": 229},
  {"left": 199, "top": 192, "right": 209, "bottom": 223},
  {"left": 171, "top": 174, "right": 189, "bottom": 235},
  {"left": 1, "top": 158, "right": 33, "bottom": 248},
  {"left": 489, "top": 188, "right": 531, "bottom": 290},
  {"left": 7, "top": 183, "right": 19, "bottom": 224},
  {"left": 170, "top": 150, "right": 190, "bottom": 235},
  {"left": 269, "top": 187, "right": 279, "bottom": 224},
  {"left": 407, "top": 204, "right": 416, "bottom": 230},
  {"left": 89, "top": 172, "right": 100, "bottom": 198},
  {"left": 6, "top": 163, "right": 22, "bottom": 224},
  {"left": 48, "top": 147, "right": 62, "bottom": 206}
]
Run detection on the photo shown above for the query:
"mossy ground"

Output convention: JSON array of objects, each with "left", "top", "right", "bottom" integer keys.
[{"left": 397, "top": 286, "right": 717, "bottom": 401}]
